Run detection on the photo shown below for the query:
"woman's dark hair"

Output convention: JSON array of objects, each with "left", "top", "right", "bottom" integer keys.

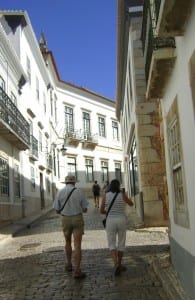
[{"left": 109, "top": 179, "right": 120, "bottom": 193}]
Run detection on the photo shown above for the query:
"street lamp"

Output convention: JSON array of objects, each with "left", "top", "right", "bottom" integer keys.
[{"left": 60, "top": 144, "right": 67, "bottom": 156}]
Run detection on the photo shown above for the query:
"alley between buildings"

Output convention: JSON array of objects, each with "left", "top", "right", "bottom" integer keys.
[{"left": 0, "top": 201, "right": 179, "bottom": 300}]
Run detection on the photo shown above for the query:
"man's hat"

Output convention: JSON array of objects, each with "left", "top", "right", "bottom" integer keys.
[{"left": 64, "top": 175, "right": 77, "bottom": 183}]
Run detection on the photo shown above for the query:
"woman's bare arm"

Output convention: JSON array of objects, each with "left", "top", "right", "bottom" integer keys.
[{"left": 123, "top": 192, "right": 134, "bottom": 206}]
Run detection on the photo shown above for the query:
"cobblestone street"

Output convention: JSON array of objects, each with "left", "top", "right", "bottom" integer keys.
[{"left": 0, "top": 201, "right": 171, "bottom": 300}]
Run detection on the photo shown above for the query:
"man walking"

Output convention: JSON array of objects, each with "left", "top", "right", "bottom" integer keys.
[
  {"left": 92, "top": 180, "right": 101, "bottom": 208},
  {"left": 53, "top": 175, "right": 88, "bottom": 279}
]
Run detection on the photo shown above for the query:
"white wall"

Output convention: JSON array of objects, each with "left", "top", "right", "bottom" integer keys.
[{"left": 162, "top": 5, "right": 195, "bottom": 255}]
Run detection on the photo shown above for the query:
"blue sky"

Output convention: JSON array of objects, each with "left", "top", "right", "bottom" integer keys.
[{"left": 0, "top": 1, "right": 117, "bottom": 100}]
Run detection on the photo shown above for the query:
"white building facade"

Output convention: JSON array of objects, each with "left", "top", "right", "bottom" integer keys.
[
  {"left": 0, "top": 11, "right": 123, "bottom": 223},
  {"left": 117, "top": 0, "right": 195, "bottom": 298}
]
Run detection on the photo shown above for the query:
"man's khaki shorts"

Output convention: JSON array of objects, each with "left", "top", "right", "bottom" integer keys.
[{"left": 61, "top": 214, "right": 84, "bottom": 236}]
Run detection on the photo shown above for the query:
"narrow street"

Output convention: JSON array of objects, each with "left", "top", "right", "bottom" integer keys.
[{"left": 0, "top": 201, "right": 170, "bottom": 300}]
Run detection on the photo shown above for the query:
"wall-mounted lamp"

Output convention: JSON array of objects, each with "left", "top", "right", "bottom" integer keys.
[{"left": 60, "top": 145, "right": 67, "bottom": 156}]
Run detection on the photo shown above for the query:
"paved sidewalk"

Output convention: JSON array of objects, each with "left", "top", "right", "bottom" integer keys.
[
  {"left": 0, "top": 206, "right": 52, "bottom": 242},
  {"left": 0, "top": 203, "right": 189, "bottom": 300}
]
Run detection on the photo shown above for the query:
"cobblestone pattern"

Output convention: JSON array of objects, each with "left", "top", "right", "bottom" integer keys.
[{"left": 0, "top": 201, "right": 170, "bottom": 300}]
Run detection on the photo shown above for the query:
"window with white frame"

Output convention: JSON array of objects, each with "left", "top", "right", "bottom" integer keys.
[
  {"left": 85, "top": 158, "right": 94, "bottom": 182},
  {"left": 14, "top": 164, "right": 20, "bottom": 199},
  {"left": 101, "top": 161, "right": 108, "bottom": 182},
  {"left": 26, "top": 55, "right": 31, "bottom": 84},
  {"left": 167, "top": 98, "right": 189, "bottom": 227},
  {"left": 98, "top": 116, "right": 106, "bottom": 137},
  {"left": 112, "top": 121, "right": 119, "bottom": 140},
  {"left": 57, "top": 150, "right": 60, "bottom": 179},
  {"left": 65, "top": 106, "right": 74, "bottom": 133},
  {"left": 54, "top": 94, "right": 57, "bottom": 123},
  {"left": 83, "top": 112, "right": 90, "bottom": 135},
  {"left": 0, "top": 157, "right": 9, "bottom": 197},
  {"left": 39, "top": 131, "right": 43, "bottom": 152},
  {"left": 50, "top": 90, "right": 53, "bottom": 117},
  {"left": 36, "top": 77, "right": 39, "bottom": 101},
  {"left": 30, "top": 166, "right": 35, "bottom": 192},
  {"left": 67, "top": 157, "right": 77, "bottom": 178},
  {"left": 168, "top": 117, "right": 184, "bottom": 210},
  {"left": 43, "top": 92, "right": 46, "bottom": 113}
]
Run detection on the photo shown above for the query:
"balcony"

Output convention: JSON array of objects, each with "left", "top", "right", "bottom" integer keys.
[
  {"left": 141, "top": 0, "right": 176, "bottom": 98},
  {"left": 29, "top": 135, "right": 38, "bottom": 161},
  {"left": 157, "top": 0, "right": 194, "bottom": 37},
  {"left": 0, "top": 87, "right": 30, "bottom": 150},
  {"left": 65, "top": 130, "right": 82, "bottom": 146},
  {"left": 82, "top": 133, "right": 98, "bottom": 150}
]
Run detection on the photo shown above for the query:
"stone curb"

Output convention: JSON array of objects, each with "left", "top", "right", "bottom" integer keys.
[{"left": 152, "top": 255, "right": 189, "bottom": 300}]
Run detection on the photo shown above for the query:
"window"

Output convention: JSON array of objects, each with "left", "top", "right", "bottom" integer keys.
[
  {"left": 46, "top": 177, "right": 51, "bottom": 194},
  {"left": 83, "top": 112, "right": 90, "bottom": 135},
  {"left": 57, "top": 150, "right": 60, "bottom": 179},
  {"left": 67, "top": 157, "right": 77, "bottom": 178},
  {"left": 85, "top": 159, "right": 94, "bottom": 182},
  {"left": 53, "top": 148, "right": 56, "bottom": 176},
  {"left": 26, "top": 56, "right": 31, "bottom": 84},
  {"left": 0, "top": 157, "right": 9, "bottom": 197},
  {"left": 0, "top": 76, "right": 5, "bottom": 91},
  {"left": 36, "top": 77, "right": 39, "bottom": 101},
  {"left": 43, "top": 92, "right": 46, "bottom": 113},
  {"left": 39, "top": 131, "right": 43, "bottom": 152},
  {"left": 115, "top": 162, "right": 122, "bottom": 183},
  {"left": 14, "top": 164, "right": 20, "bottom": 199},
  {"left": 167, "top": 98, "right": 189, "bottom": 227},
  {"left": 129, "top": 137, "right": 139, "bottom": 196},
  {"left": 101, "top": 161, "right": 108, "bottom": 182},
  {"left": 65, "top": 106, "right": 74, "bottom": 132},
  {"left": 50, "top": 90, "right": 53, "bottom": 116},
  {"left": 112, "top": 121, "right": 119, "bottom": 140},
  {"left": 54, "top": 94, "right": 57, "bottom": 122},
  {"left": 98, "top": 116, "right": 106, "bottom": 137},
  {"left": 168, "top": 118, "right": 184, "bottom": 210},
  {"left": 30, "top": 167, "right": 35, "bottom": 191}
]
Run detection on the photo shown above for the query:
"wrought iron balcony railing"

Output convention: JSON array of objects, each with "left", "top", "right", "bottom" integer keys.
[
  {"left": 82, "top": 132, "right": 98, "bottom": 144},
  {"left": 65, "top": 130, "right": 82, "bottom": 140},
  {"left": 0, "top": 87, "right": 30, "bottom": 147}
]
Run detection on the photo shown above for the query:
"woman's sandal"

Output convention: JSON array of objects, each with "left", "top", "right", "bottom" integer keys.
[
  {"left": 114, "top": 265, "right": 121, "bottom": 276},
  {"left": 120, "top": 265, "right": 127, "bottom": 272},
  {"left": 73, "top": 271, "right": 86, "bottom": 279}
]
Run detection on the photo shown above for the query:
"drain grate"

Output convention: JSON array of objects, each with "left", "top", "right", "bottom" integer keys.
[{"left": 19, "top": 242, "right": 41, "bottom": 250}]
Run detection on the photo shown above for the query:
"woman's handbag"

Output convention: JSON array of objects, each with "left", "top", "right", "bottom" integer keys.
[{"left": 102, "top": 192, "right": 119, "bottom": 228}]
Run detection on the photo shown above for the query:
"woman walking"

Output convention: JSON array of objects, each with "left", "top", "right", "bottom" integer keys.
[{"left": 100, "top": 179, "right": 133, "bottom": 276}]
